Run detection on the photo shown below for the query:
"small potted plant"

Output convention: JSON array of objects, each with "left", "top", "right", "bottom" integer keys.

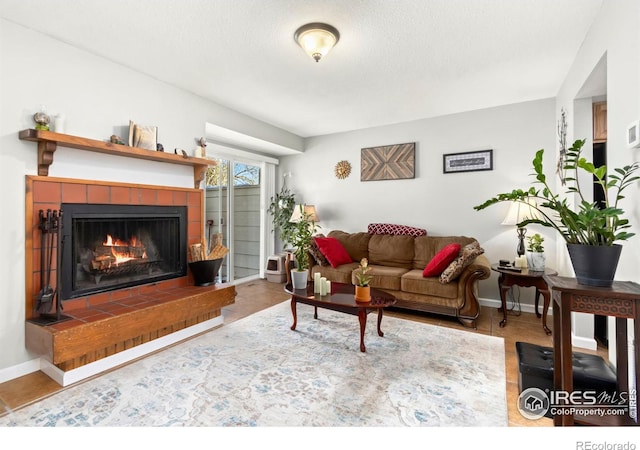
[
  {"left": 354, "top": 258, "right": 372, "bottom": 302},
  {"left": 526, "top": 233, "right": 545, "bottom": 271}
]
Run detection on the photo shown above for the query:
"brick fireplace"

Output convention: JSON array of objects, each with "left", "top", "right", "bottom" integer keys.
[{"left": 24, "top": 175, "right": 235, "bottom": 385}]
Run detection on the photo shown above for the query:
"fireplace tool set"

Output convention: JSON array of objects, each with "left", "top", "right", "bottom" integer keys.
[{"left": 32, "top": 208, "right": 71, "bottom": 324}]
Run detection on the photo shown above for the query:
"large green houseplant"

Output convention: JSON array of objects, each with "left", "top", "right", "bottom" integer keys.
[
  {"left": 288, "top": 205, "right": 318, "bottom": 289},
  {"left": 474, "top": 138, "right": 639, "bottom": 286},
  {"left": 267, "top": 185, "right": 296, "bottom": 248}
]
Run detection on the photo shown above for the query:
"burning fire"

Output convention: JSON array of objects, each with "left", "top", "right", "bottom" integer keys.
[{"left": 102, "top": 234, "right": 147, "bottom": 265}]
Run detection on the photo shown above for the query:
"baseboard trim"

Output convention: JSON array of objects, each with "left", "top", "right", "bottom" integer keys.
[
  {"left": 478, "top": 297, "right": 553, "bottom": 316},
  {"left": 0, "top": 358, "right": 41, "bottom": 385}
]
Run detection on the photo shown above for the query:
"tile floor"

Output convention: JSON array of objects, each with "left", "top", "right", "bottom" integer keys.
[{"left": 0, "top": 279, "right": 608, "bottom": 426}]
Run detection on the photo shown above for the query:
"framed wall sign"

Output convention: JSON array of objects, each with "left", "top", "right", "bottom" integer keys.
[
  {"left": 627, "top": 120, "right": 640, "bottom": 148},
  {"left": 443, "top": 149, "right": 493, "bottom": 174}
]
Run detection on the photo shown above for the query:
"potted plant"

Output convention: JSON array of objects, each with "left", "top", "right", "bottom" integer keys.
[
  {"left": 267, "top": 185, "right": 297, "bottom": 249},
  {"left": 354, "top": 258, "right": 373, "bottom": 302},
  {"left": 474, "top": 138, "right": 639, "bottom": 286},
  {"left": 288, "top": 205, "right": 318, "bottom": 289},
  {"left": 525, "top": 233, "right": 545, "bottom": 271}
]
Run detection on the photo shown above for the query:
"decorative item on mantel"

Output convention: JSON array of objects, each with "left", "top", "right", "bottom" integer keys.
[
  {"left": 110, "top": 134, "right": 126, "bottom": 145},
  {"left": 194, "top": 137, "right": 207, "bottom": 158},
  {"left": 128, "top": 119, "right": 158, "bottom": 151},
  {"left": 188, "top": 232, "right": 229, "bottom": 286},
  {"left": 33, "top": 105, "right": 51, "bottom": 131},
  {"left": 354, "top": 258, "right": 372, "bottom": 302}
]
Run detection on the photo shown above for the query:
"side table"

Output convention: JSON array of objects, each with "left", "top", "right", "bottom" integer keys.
[
  {"left": 492, "top": 263, "right": 557, "bottom": 335},
  {"left": 545, "top": 275, "right": 640, "bottom": 426}
]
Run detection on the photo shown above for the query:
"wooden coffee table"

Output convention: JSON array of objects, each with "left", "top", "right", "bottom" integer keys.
[{"left": 285, "top": 281, "right": 397, "bottom": 352}]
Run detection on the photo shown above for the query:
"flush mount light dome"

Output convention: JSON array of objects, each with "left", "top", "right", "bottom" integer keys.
[{"left": 294, "top": 22, "right": 340, "bottom": 62}]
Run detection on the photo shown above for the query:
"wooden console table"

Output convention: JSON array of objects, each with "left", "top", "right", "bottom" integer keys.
[{"left": 544, "top": 275, "right": 640, "bottom": 426}]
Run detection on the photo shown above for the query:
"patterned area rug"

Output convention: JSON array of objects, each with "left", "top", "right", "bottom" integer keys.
[{"left": 1, "top": 301, "right": 507, "bottom": 426}]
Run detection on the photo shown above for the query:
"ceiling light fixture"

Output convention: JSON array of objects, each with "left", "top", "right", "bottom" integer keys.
[{"left": 294, "top": 22, "right": 340, "bottom": 62}]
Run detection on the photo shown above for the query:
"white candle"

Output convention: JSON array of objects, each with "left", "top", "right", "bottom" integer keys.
[
  {"left": 325, "top": 280, "right": 331, "bottom": 294},
  {"left": 314, "top": 273, "right": 321, "bottom": 293},
  {"left": 320, "top": 277, "right": 327, "bottom": 296}
]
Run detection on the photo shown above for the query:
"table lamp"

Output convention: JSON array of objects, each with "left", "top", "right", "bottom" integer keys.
[
  {"left": 289, "top": 204, "right": 319, "bottom": 223},
  {"left": 501, "top": 199, "right": 538, "bottom": 257}
]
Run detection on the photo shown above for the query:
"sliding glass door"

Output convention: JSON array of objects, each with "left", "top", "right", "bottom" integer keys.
[{"left": 205, "top": 158, "right": 262, "bottom": 283}]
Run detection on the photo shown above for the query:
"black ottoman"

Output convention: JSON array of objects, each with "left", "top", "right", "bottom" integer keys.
[{"left": 516, "top": 342, "right": 617, "bottom": 417}]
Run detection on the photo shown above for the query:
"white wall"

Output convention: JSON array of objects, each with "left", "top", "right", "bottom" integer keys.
[
  {"left": 278, "top": 99, "right": 557, "bottom": 304},
  {"left": 555, "top": 0, "right": 640, "bottom": 355},
  {"left": 0, "top": 19, "right": 303, "bottom": 377}
]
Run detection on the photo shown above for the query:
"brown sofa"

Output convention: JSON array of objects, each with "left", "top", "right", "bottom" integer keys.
[{"left": 309, "top": 230, "right": 491, "bottom": 328}]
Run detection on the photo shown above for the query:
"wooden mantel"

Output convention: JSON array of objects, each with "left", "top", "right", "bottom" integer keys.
[{"left": 19, "top": 128, "right": 213, "bottom": 189}]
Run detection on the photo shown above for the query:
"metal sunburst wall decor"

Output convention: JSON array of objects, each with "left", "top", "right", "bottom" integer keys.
[{"left": 334, "top": 160, "right": 351, "bottom": 179}]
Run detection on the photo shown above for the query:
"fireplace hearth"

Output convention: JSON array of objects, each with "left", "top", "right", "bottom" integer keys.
[{"left": 61, "top": 203, "right": 187, "bottom": 300}]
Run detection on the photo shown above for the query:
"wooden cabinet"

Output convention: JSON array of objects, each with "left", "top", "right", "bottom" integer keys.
[{"left": 593, "top": 101, "right": 607, "bottom": 143}]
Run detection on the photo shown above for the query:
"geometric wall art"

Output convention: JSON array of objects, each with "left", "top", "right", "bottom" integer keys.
[{"left": 360, "top": 142, "right": 415, "bottom": 181}]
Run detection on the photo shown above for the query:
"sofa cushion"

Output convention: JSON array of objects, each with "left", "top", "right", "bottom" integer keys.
[
  {"left": 413, "top": 236, "right": 476, "bottom": 270},
  {"left": 368, "top": 234, "right": 415, "bottom": 269},
  {"left": 355, "top": 265, "right": 408, "bottom": 291},
  {"left": 402, "top": 270, "right": 459, "bottom": 299},
  {"left": 312, "top": 263, "right": 358, "bottom": 285},
  {"left": 439, "top": 241, "right": 485, "bottom": 284},
  {"left": 314, "top": 236, "right": 353, "bottom": 268},
  {"left": 368, "top": 223, "right": 427, "bottom": 237},
  {"left": 422, "top": 243, "right": 461, "bottom": 277},
  {"left": 328, "top": 230, "right": 371, "bottom": 262}
]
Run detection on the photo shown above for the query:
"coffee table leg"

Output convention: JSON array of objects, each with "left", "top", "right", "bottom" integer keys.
[
  {"left": 290, "top": 298, "right": 297, "bottom": 331},
  {"left": 377, "top": 309, "right": 384, "bottom": 337},
  {"left": 358, "top": 308, "right": 367, "bottom": 352},
  {"left": 314, "top": 306, "right": 318, "bottom": 319}
]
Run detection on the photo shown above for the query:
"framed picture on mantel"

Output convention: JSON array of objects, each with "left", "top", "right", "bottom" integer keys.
[
  {"left": 128, "top": 120, "right": 158, "bottom": 151},
  {"left": 443, "top": 149, "right": 493, "bottom": 174}
]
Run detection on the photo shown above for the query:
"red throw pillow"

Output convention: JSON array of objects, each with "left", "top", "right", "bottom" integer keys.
[
  {"left": 314, "top": 237, "right": 353, "bottom": 268},
  {"left": 422, "top": 243, "right": 461, "bottom": 277}
]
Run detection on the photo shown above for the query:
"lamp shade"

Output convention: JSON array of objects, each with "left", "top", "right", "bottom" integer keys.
[
  {"left": 289, "top": 204, "right": 319, "bottom": 223},
  {"left": 294, "top": 23, "right": 340, "bottom": 62},
  {"left": 501, "top": 199, "right": 539, "bottom": 226}
]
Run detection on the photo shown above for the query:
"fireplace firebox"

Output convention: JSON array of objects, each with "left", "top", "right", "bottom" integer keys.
[{"left": 61, "top": 203, "right": 187, "bottom": 300}]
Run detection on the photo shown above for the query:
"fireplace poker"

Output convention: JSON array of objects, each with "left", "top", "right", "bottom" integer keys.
[
  {"left": 207, "top": 219, "right": 214, "bottom": 254},
  {"left": 35, "top": 209, "right": 57, "bottom": 314}
]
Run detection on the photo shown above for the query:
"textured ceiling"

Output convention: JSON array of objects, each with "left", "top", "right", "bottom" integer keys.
[{"left": 1, "top": 0, "right": 603, "bottom": 138}]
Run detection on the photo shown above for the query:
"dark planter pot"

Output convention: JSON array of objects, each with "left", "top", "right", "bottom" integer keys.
[
  {"left": 189, "top": 258, "right": 223, "bottom": 286},
  {"left": 566, "top": 244, "right": 622, "bottom": 287}
]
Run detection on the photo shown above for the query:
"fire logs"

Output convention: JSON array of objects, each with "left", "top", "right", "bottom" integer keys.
[{"left": 189, "top": 233, "right": 228, "bottom": 262}]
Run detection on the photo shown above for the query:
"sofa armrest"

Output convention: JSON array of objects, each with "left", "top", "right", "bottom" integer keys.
[
  {"left": 464, "top": 254, "right": 491, "bottom": 279},
  {"left": 455, "top": 253, "right": 491, "bottom": 326}
]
